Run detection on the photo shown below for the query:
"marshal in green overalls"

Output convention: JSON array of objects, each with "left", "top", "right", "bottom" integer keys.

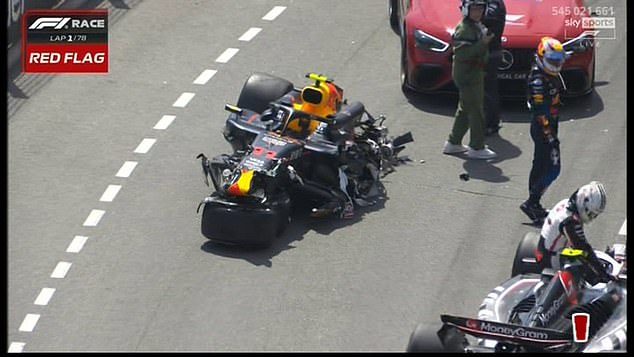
[{"left": 448, "top": 14, "right": 490, "bottom": 150}]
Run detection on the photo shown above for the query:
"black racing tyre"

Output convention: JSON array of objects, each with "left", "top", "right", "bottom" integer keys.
[
  {"left": 406, "top": 323, "right": 445, "bottom": 352},
  {"left": 440, "top": 324, "right": 468, "bottom": 352},
  {"left": 236, "top": 72, "right": 294, "bottom": 114},
  {"left": 201, "top": 191, "right": 291, "bottom": 249},
  {"left": 389, "top": 0, "right": 400, "bottom": 34},
  {"left": 511, "top": 231, "right": 541, "bottom": 277}
]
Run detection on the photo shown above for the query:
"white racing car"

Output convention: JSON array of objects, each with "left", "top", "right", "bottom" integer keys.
[{"left": 407, "top": 232, "right": 627, "bottom": 352}]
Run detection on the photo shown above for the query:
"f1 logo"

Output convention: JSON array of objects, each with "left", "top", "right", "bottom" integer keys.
[
  {"left": 29, "top": 17, "right": 70, "bottom": 30},
  {"left": 572, "top": 313, "right": 590, "bottom": 343}
]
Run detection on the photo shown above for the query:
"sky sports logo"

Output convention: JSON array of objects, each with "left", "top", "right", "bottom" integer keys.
[
  {"left": 564, "top": 16, "right": 616, "bottom": 40},
  {"left": 581, "top": 17, "right": 615, "bottom": 29},
  {"left": 23, "top": 10, "right": 108, "bottom": 74}
]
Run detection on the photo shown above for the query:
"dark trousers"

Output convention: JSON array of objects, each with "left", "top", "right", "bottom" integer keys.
[
  {"left": 484, "top": 50, "right": 502, "bottom": 129},
  {"left": 528, "top": 121, "right": 561, "bottom": 203}
]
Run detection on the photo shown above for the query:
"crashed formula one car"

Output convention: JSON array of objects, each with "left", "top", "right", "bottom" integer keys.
[
  {"left": 407, "top": 232, "right": 627, "bottom": 353},
  {"left": 196, "top": 72, "right": 413, "bottom": 248}
]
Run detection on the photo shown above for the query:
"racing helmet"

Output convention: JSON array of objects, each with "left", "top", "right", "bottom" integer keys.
[
  {"left": 569, "top": 181, "right": 607, "bottom": 224},
  {"left": 461, "top": 0, "right": 487, "bottom": 17},
  {"left": 288, "top": 74, "right": 343, "bottom": 135},
  {"left": 536, "top": 37, "right": 566, "bottom": 76}
]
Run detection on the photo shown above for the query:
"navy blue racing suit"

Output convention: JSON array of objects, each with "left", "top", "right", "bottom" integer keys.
[{"left": 526, "top": 60, "right": 565, "bottom": 203}]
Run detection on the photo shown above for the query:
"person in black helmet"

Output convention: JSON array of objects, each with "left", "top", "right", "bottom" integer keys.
[{"left": 482, "top": 0, "right": 506, "bottom": 136}]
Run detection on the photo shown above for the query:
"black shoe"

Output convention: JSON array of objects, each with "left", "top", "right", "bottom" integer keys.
[
  {"left": 485, "top": 125, "right": 502, "bottom": 137},
  {"left": 534, "top": 203, "right": 549, "bottom": 219},
  {"left": 520, "top": 201, "right": 548, "bottom": 224}
]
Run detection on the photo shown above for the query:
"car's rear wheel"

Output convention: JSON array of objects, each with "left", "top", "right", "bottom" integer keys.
[
  {"left": 511, "top": 231, "right": 541, "bottom": 277},
  {"left": 406, "top": 323, "right": 445, "bottom": 352},
  {"left": 236, "top": 72, "right": 294, "bottom": 113},
  {"left": 407, "top": 323, "right": 467, "bottom": 352}
]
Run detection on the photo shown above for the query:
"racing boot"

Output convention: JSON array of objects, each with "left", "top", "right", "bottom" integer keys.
[{"left": 520, "top": 200, "right": 549, "bottom": 224}]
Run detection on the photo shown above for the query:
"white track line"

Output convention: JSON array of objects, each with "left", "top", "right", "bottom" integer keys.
[
  {"left": 215, "top": 48, "right": 239, "bottom": 63},
  {"left": 99, "top": 185, "right": 121, "bottom": 202},
  {"left": 262, "top": 6, "right": 286, "bottom": 20},
  {"left": 19, "top": 314, "right": 40, "bottom": 332},
  {"left": 172, "top": 92, "right": 195, "bottom": 108},
  {"left": 133, "top": 138, "right": 156, "bottom": 154},
  {"left": 115, "top": 161, "right": 137, "bottom": 178},
  {"left": 239, "top": 27, "right": 262, "bottom": 41},
  {"left": 51, "top": 262, "right": 72, "bottom": 278},
  {"left": 13, "top": 5, "right": 288, "bottom": 348},
  {"left": 34, "top": 288, "right": 56, "bottom": 306},
  {"left": 8, "top": 342, "right": 26, "bottom": 352},
  {"left": 619, "top": 220, "right": 626, "bottom": 235},
  {"left": 154, "top": 115, "right": 176, "bottom": 130},
  {"left": 193, "top": 69, "right": 217, "bottom": 85},
  {"left": 83, "top": 209, "right": 105, "bottom": 227},
  {"left": 66, "top": 235, "right": 89, "bottom": 253}
]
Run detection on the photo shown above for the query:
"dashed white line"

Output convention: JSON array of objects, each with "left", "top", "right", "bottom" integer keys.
[
  {"left": 133, "top": 138, "right": 157, "bottom": 154},
  {"left": 262, "top": 6, "right": 286, "bottom": 20},
  {"left": 51, "top": 262, "right": 72, "bottom": 278},
  {"left": 99, "top": 185, "right": 122, "bottom": 202},
  {"left": 83, "top": 209, "right": 105, "bottom": 227},
  {"left": 619, "top": 220, "right": 626, "bottom": 235},
  {"left": 239, "top": 27, "right": 262, "bottom": 41},
  {"left": 172, "top": 92, "right": 196, "bottom": 108},
  {"left": 215, "top": 48, "right": 239, "bottom": 63},
  {"left": 8, "top": 342, "right": 26, "bottom": 352},
  {"left": 13, "top": 5, "right": 291, "bottom": 346},
  {"left": 193, "top": 69, "right": 217, "bottom": 85},
  {"left": 154, "top": 115, "right": 176, "bottom": 130},
  {"left": 66, "top": 235, "right": 89, "bottom": 253},
  {"left": 19, "top": 314, "right": 40, "bottom": 332},
  {"left": 115, "top": 161, "right": 138, "bottom": 178},
  {"left": 34, "top": 288, "right": 56, "bottom": 306}
]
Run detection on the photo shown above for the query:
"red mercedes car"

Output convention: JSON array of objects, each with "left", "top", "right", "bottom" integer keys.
[{"left": 389, "top": 0, "right": 596, "bottom": 97}]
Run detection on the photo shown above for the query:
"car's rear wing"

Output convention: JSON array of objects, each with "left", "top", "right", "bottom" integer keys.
[{"left": 441, "top": 314, "right": 573, "bottom": 348}]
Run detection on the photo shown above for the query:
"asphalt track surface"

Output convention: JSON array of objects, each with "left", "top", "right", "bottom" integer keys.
[{"left": 7, "top": 0, "right": 627, "bottom": 352}]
